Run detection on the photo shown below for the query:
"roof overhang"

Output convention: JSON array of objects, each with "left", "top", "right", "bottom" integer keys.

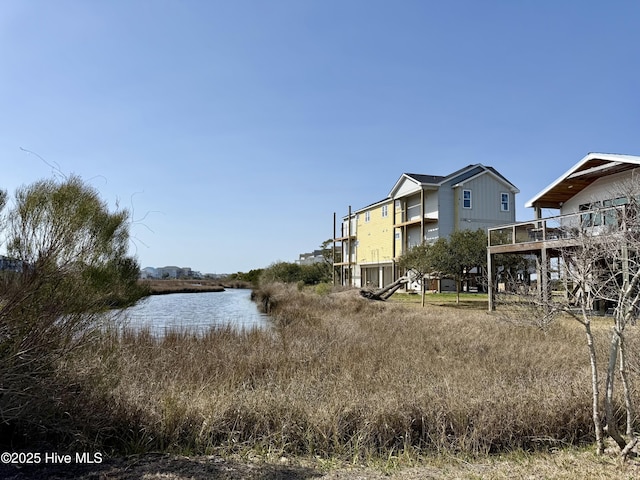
[
  {"left": 451, "top": 169, "right": 520, "bottom": 194},
  {"left": 525, "top": 153, "right": 640, "bottom": 209},
  {"left": 341, "top": 197, "right": 391, "bottom": 219},
  {"left": 388, "top": 173, "right": 439, "bottom": 199}
]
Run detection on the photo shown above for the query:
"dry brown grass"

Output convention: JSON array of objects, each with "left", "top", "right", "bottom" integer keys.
[
  {"left": 141, "top": 279, "right": 226, "bottom": 294},
  {"left": 64, "top": 283, "right": 639, "bottom": 461}
]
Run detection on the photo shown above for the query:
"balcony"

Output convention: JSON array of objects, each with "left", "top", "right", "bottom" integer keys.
[
  {"left": 488, "top": 206, "right": 629, "bottom": 254},
  {"left": 333, "top": 233, "right": 357, "bottom": 242},
  {"left": 394, "top": 215, "right": 438, "bottom": 228}
]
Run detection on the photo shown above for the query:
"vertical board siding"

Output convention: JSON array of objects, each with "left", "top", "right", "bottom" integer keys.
[
  {"left": 455, "top": 173, "right": 516, "bottom": 232},
  {"left": 437, "top": 187, "right": 455, "bottom": 238}
]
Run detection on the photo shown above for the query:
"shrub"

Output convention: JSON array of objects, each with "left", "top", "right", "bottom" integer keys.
[
  {"left": 260, "top": 261, "right": 332, "bottom": 286},
  {"left": 315, "top": 282, "right": 333, "bottom": 296},
  {"left": 0, "top": 176, "right": 145, "bottom": 446}
]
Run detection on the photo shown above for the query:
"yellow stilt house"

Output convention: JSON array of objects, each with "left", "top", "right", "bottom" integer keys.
[{"left": 335, "top": 164, "right": 519, "bottom": 288}]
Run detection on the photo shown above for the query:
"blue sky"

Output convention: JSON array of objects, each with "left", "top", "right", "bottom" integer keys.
[{"left": 1, "top": 1, "right": 639, "bottom": 274}]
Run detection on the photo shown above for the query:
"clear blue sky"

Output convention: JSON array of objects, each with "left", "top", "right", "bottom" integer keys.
[{"left": 1, "top": 1, "right": 639, "bottom": 273}]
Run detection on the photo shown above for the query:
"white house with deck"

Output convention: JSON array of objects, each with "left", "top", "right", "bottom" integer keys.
[{"left": 487, "top": 152, "right": 640, "bottom": 310}]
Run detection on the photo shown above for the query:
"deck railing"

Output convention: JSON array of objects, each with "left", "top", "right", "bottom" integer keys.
[{"left": 488, "top": 206, "right": 629, "bottom": 247}]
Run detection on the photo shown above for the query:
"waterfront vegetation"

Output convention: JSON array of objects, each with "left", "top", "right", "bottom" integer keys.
[
  {"left": 142, "top": 278, "right": 227, "bottom": 294},
  {"left": 141, "top": 278, "right": 260, "bottom": 295},
  {"left": 28, "top": 285, "right": 636, "bottom": 457},
  {"left": 3, "top": 280, "right": 640, "bottom": 476}
]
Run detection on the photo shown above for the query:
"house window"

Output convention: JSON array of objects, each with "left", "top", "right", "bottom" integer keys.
[
  {"left": 381, "top": 205, "right": 388, "bottom": 218},
  {"left": 579, "top": 203, "right": 592, "bottom": 227},
  {"left": 604, "top": 197, "right": 629, "bottom": 226},
  {"left": 463, "top": 189, "right": 472, "bottom": 209},
  {"left": 580, "top": 202, "right": 603, "bottom": 227},
  {"left": 501, "top": 193, "right": 509, "bottom": 212},
  {"left": 365, "top": 211, "right": 370, "bottom": 222}
]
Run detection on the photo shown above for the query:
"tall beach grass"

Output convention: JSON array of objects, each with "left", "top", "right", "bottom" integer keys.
[{"left": 51, "top": 284, "right": 638, "bottom": 459}]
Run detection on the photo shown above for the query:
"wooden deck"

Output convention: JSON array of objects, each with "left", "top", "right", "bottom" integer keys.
[
  {"left": 486, "top": 206, "right": 628, "bottom": 311},
  {"left": 487, "top": 207, "right": 624, "bottom": 255}
]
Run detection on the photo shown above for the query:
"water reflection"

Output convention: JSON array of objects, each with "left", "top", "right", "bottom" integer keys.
[{"left": 121, "top": 288, "right": 268, "bottom": 335}]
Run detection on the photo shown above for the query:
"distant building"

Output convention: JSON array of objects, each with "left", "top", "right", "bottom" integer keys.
[
  {"left": 140, "top": 265, "right": 198, "bottom": 279},
  {"left": 297, "top": 250, "right": 326, "bottom": 265},
  {"left": 140, "top": 267, "right": 158, "bottom": 279}
]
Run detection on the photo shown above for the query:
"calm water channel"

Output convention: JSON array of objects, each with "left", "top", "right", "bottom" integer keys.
[{"left": 121, "top": 288, "right": 269, "bottom": 335}]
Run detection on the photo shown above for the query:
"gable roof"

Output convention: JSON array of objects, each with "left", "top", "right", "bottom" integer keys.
[
  {"left": 448, "top": 165, "right": 520, "bottom": 193},
  {"left": 441, "top": 164, "right": 478, "bottom": 184},
  {"left": 525, "top": 152, "right": 640, "bottom": 209},
  {"left": 389, "top": 164, "right": 518, "bottom": 198},
  {"left": 487, "top": 166, "right": 517, "bottom": 189},
  {"left": 404, "top": 173, "right": 446, "bottom": 184},
  {"left": 351, "top": 197, "right": 392, "bottom": 215},
  {"left": 445, "top": 164, "right": 487, "bottom": 186}
]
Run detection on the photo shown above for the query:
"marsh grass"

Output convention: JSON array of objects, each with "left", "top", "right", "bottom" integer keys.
[
  {"left": 60, "top": 284, "right": 639, "bottom": 459},
  {"left": 141, "top": 279, "right": 227, "bottom": 294}
]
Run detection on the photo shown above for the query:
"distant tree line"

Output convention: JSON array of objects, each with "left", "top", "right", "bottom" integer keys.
[{"left": 230, "top": 240, "right": 334, "bottom": 287}]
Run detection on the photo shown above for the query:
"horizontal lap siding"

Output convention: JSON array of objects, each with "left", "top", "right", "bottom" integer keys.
[{"left": 356, "top": 202, "right": 394, "bottom": 265}]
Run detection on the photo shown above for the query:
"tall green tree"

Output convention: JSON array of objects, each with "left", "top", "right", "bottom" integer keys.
[
  {"left": 431, "top": 229, "right": 488, "bottom": 303},
  {"left": 398, "top": 230, "right": 488, "bottom": 304}
]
